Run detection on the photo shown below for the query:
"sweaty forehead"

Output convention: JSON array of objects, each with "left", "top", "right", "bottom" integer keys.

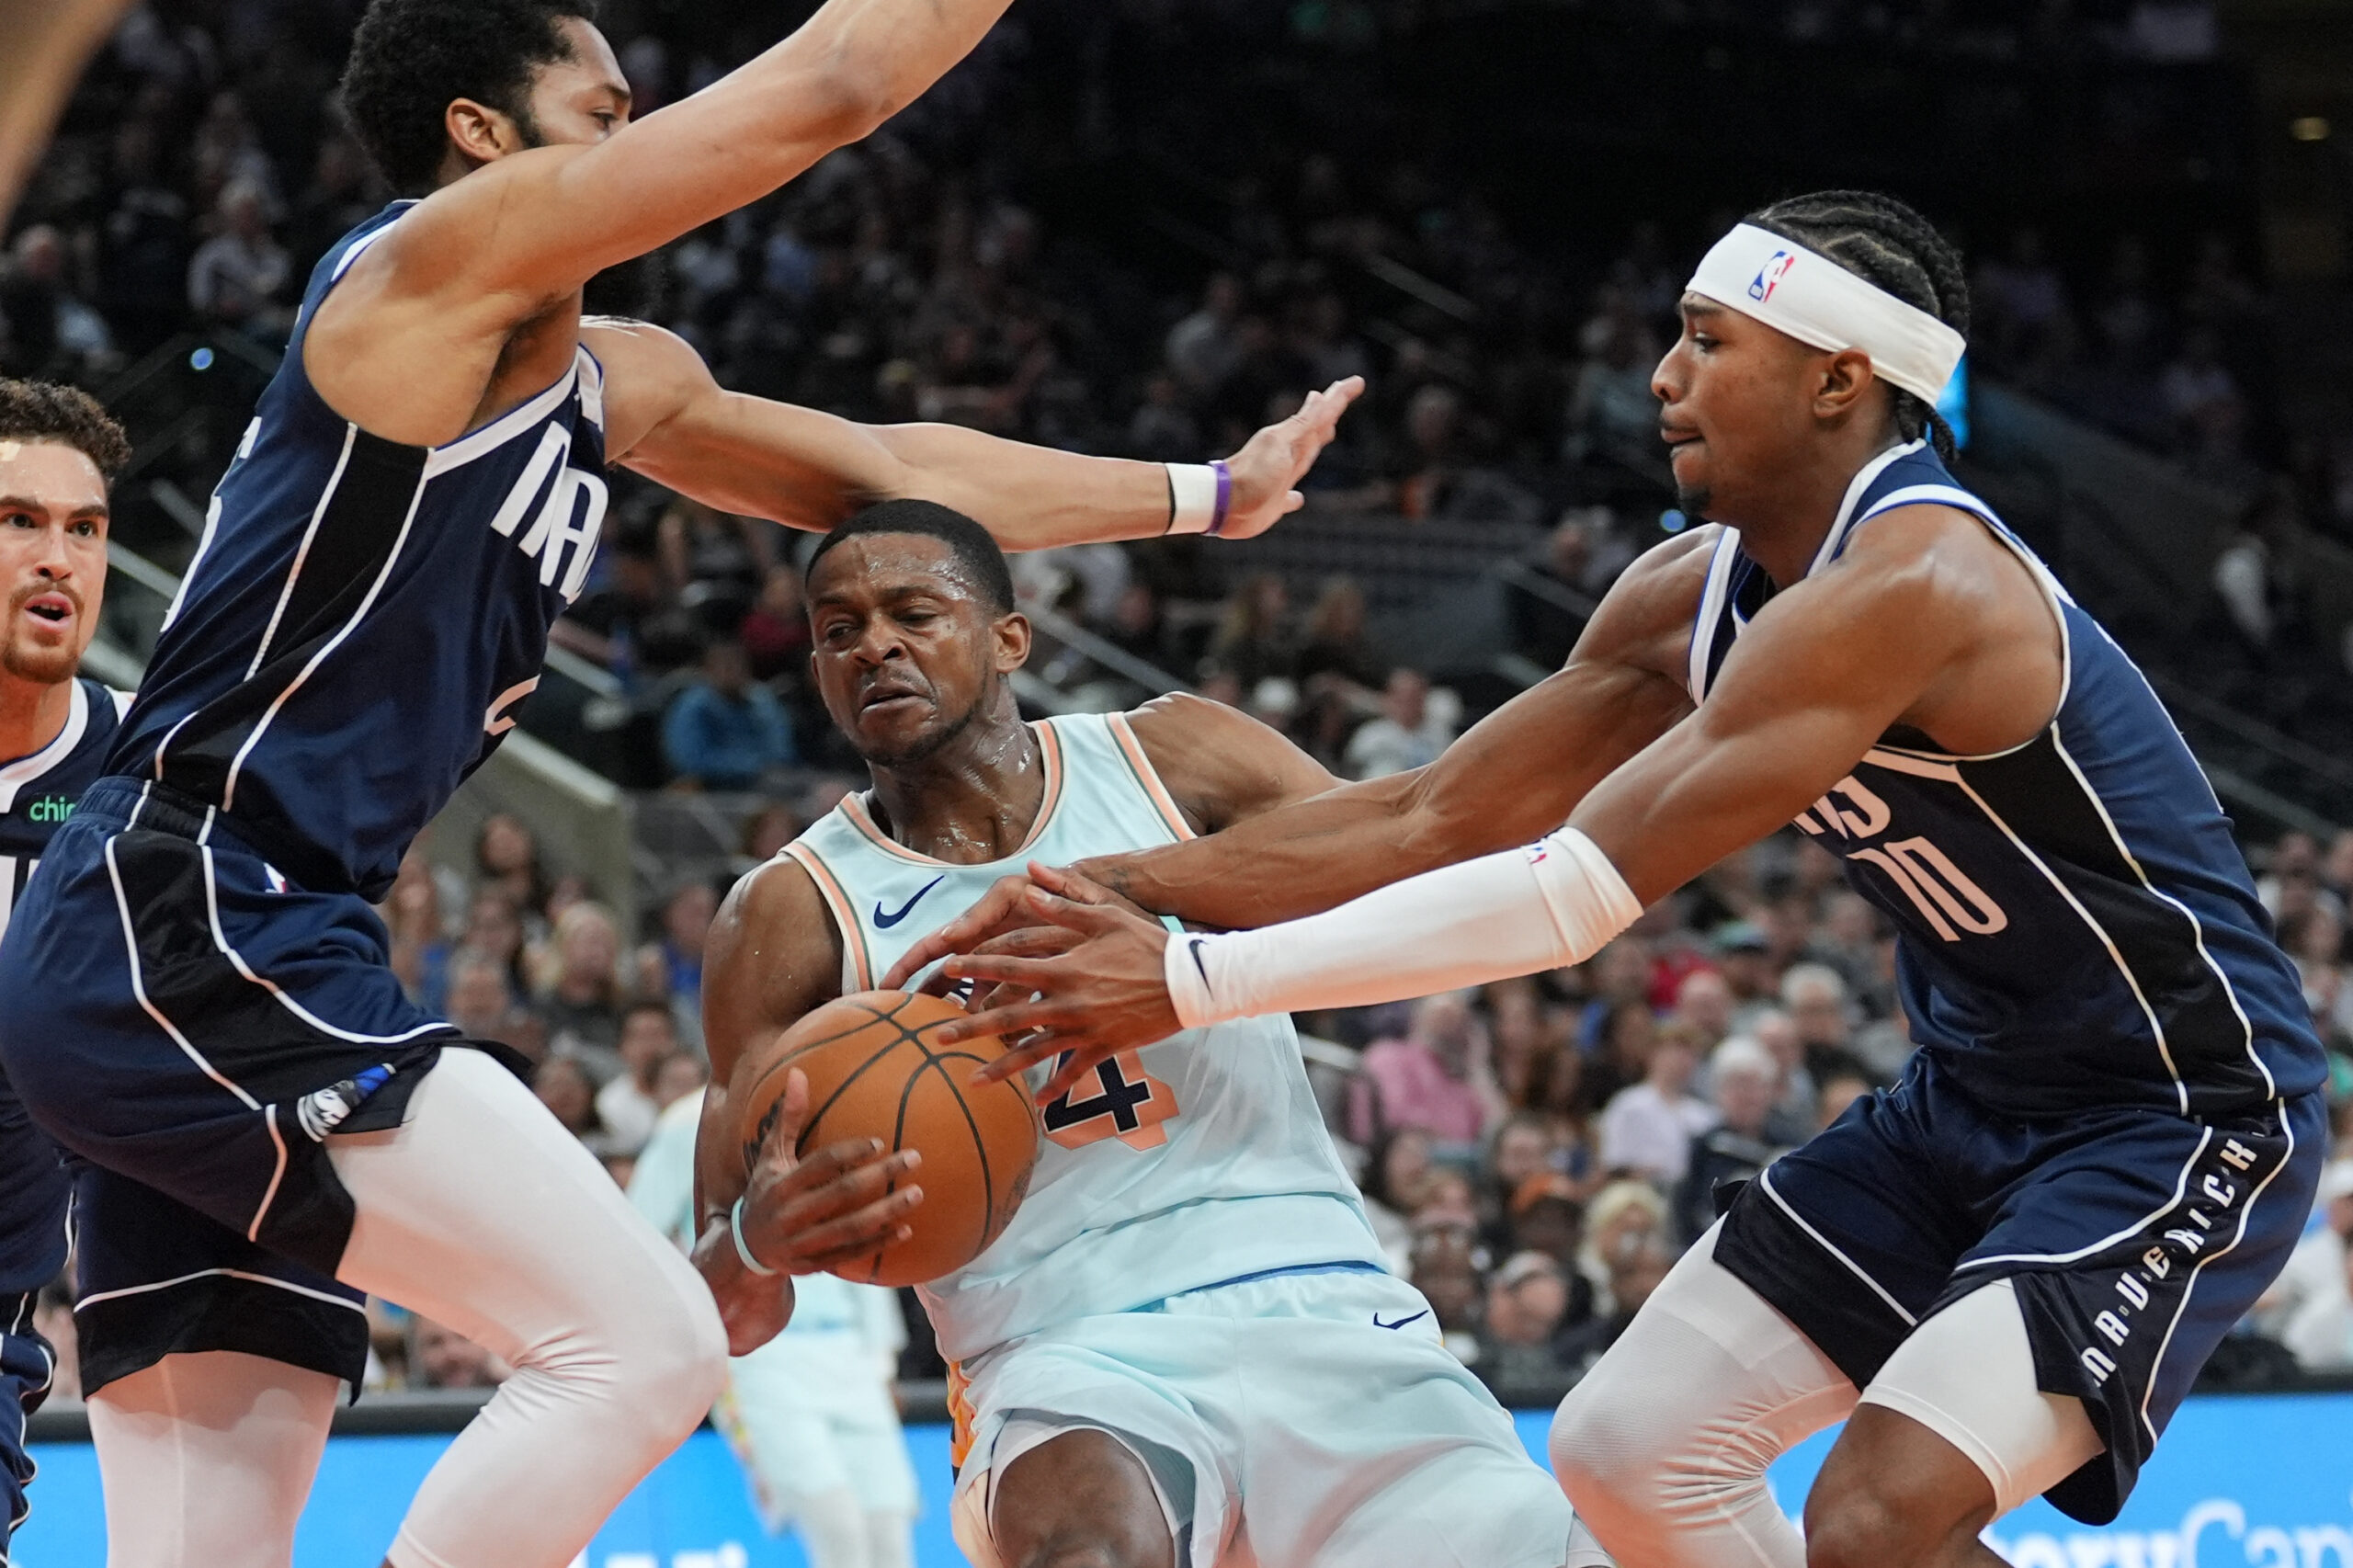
[
  {"left": 0, "top": 439, "right": 107, "bottom": 509},
  {"left": 810, "top": 533, "right": 982, "bottom": 605}
]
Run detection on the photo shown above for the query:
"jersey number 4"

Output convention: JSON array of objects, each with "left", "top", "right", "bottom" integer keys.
[{"left": 1042, "top": 1051, "right": 1179, "bottom": 1151}]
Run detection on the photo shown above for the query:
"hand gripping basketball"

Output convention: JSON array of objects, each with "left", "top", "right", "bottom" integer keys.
[{"left": 734, "top": 1065, "right": 926, "bottom": 1278}]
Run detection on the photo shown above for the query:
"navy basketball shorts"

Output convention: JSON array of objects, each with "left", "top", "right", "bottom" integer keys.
[
  {"left": 0, "top": 778, "right": 493, "bottom": 1395},
  {"left": 1715, "top": 1049, "right": 2324, "bottom": 1525},
  {"left": 0, "top": 1066, "right": 68, "bottom": 1548}
]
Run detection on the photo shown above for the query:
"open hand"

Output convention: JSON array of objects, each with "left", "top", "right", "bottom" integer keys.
[
  {"left": 928, "top": 868, "right": 1185, "bottom": 1103},
  {"left": 738, "top": 1067, "right": 926, "bottom": 1277},
  {"left": 1217, "top": 377, "right": 1364, "bottom": 540}
]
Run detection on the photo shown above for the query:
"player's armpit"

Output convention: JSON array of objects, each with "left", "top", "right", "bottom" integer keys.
[{"left": 1082, "top": 531, "right": 1711, "bottom": 929}]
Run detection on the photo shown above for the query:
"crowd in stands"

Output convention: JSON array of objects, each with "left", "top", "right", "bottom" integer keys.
[{"left": 11, "top": 0, "right": 2353, "bottom": 1404}]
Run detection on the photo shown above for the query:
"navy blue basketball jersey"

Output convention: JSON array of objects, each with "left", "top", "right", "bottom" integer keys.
[
  {"left": 1688, "top": 441, "right": 2324, "bottom": 1121},
  {"left": 106, "top": 202, "right": 609, "bottom": 900},
  {"left": 0, "top": 678, "right": 127, "bottom": 929}
]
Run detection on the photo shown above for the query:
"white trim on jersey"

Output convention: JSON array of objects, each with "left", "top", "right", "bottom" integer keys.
[
  {"left": 254, "top": 1106, "right": 290, "bottom": 1243},
  {"left": 1805, "top": 439, "right": 1925, "bottom": 578},
  {"left": 197, "top": 842, "right": 449, "bottom": 1048},
  {"left": 102, "top": 834, "right": 262, "bottom": 1112},
  {"left": 1756, "top": 1166, "right": 1917, "bottom": 1326},
  {"left": 326, "top": 204, "right": 413, "bottom": 282},
  {"left": 1955, "top": 1127, "right": 2211, "bottom": 1273},
  {"left": 1687, "top": 526, "right": 1738, "bottom": 702},
  {"left": 0, "top": 680, "right": 89, "bottom": 811},
  {"left": 2136, "top": 1100, "right": 2296, "bottom": 1446},
  {"left": 422, "top": 354, "right": 585, "bottom": 481},
  {"left": 74, "top": 1265, "right": 368, "bottom": 1316},
  {"left": 244, "top": 422, "right": 357, "bottom": 685},
  {"left": 2050, "top": 731, "right": 2269, "bottom": 1106},
  {"left": 222, "top": 459, "right": 432, "bottom": 812},
  {"left": 1946, "top": 763, "right": 2191, "bottom": 1112}
]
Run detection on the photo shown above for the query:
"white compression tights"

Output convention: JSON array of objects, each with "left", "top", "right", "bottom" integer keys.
[
  {"left": 89, "top": 1351, "right": 340, "bottom": 1568},
  {"left": 1548, "top": 1222, "right": 2101, "bottom": 1568},
  {"left": 87, "top": 1049, "right": 729, "bottom": 1568}
]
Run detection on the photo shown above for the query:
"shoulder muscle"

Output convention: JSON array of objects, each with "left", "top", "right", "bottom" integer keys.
[{"left": 1124, "top": 693, "right": 1342, "bottom": 834}]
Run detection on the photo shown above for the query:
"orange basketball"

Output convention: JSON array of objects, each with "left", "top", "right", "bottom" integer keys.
[{"left": 732, "top": 989, "right": 1040, "bottom": 1288}]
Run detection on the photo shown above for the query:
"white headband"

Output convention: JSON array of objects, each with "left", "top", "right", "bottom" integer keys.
[{"left": 1686, "top": 223, "right": 1965, "bottom": 405}]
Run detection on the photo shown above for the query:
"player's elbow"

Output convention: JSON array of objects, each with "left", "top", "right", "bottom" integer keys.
[{"left": 792, "top": 51, "right": 905, "bottom": 148}]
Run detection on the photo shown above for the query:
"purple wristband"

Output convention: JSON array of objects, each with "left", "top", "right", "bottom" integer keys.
[{"left": 1207, "top": 459, "right": 1233, "bottom": 537}]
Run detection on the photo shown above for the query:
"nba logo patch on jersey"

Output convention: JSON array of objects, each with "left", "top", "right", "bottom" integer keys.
[{"left": 1751, "top": 250, "right": 1796, "bottom": 301}]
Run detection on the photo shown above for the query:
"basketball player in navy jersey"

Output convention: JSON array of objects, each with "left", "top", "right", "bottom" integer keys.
[
  {"left": 0, "top": 380, "right": 131, "bottom": 1554},
  {"left": 0, "top": 2, "right": 1356, "bottom": 1565},
  {"left": 896, "top": 192, "right": 2328, "bottom": 1568}
]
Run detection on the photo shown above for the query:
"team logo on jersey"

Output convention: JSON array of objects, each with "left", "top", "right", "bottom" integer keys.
[
  {"left": 1750, "top": 250, "right": 1797, "bottom": 302},
  {"left": 22, "top": 796, "right": 73, "bottom": 824},
  {"left": 874, "top": 876, "right": 945, "bottom": 930}
]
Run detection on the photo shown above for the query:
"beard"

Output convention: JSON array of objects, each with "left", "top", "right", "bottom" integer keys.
[
  {"left": 1674, "top": 479, "right": 1713, "bottom": 520},
  {"left": 855, "top": 687, "right": 987, "bottom": 771},
  {"left": 3, "top": 634, "right": 77, "bottom": 686}
]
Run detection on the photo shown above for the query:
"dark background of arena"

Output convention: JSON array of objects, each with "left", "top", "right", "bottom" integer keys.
[{"left": 7, "top": 0, "right": 2353, "bottom": 1405}]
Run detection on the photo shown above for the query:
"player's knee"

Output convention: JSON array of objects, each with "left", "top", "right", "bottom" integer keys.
[
  {"left": 1549, "top": 1376, "right": 1665, "bottom": 1512},
  {"left": 586, "top": 1264, "right": 728, "bottom": 1442}
]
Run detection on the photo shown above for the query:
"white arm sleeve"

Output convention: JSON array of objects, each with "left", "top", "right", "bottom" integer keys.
[{"left": 1164, "top": 826, "right": 1642, "bottom": 1028}]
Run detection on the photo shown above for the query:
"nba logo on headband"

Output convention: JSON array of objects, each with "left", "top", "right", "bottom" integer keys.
[{"left": 1750, "top": 251, "right": 1797, "bottom": 303}]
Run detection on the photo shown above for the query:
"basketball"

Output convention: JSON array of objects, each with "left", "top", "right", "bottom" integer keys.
[{"left": 731, "top": 989, "right": 1040, "bottom": 1288}]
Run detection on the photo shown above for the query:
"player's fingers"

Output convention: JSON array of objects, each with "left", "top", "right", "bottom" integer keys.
[
  {"left": 765, "top": 1148, "right": 922, "bottom": 1229},
  {"left": 954, "top": 1004, "right": 1086, "bottom": 1070},
  {"left": 938, "top": 950, "right": 1051, "bottom": 993},
  {"left": 756, "top": 1069, "right": 813, "bottom": 1160},
  {"left": 968, "top": 926, "right": 1081, "bottom": 960},
  {"left": 878, "top": 875, "right": 1031, "bottom": 987},
  {"left": 1037, "top": 1041, "right": 1119, "bottom": 1103},
  {"left": 761, "top": 1132, "right": 892, "bottom": 1193},
  {"left": 780, "top": 1187, "right": 926, "bottom": 1270},
  {"left": 1020, "top": 885, "right": 1129, "bottom": 936}
]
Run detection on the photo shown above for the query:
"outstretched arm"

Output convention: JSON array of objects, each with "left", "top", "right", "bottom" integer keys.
[
  {"left": 593, "top": 320, "right": 1361, "bottom": 549},
  {"left": 381, "top": 0, "right": 1010, "bottom": 310},
  {"left": 1086, "top": 528, "right": 1711, "bottom": 925},
  {"left": 693, "top": 858, "right": 924, "bottom": 1355},
  {"left": 931, "top": 507, "right": 2002, "bottom": 1054}
]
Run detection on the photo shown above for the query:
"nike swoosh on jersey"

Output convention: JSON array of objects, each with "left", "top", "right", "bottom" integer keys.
[
  {"left": 1373, "top": 1310, "right": 1430, "bottom": 1331},
  {"left": 874, "top": 875, "right": 946, "bottom": 929}
]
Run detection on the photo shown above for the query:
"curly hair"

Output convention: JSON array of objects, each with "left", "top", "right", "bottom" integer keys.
[
  {"left": 339, "top": 0, "right": 601, "bottom": 197},
  {"left": 1745, "top": 189, "right": 1971, "bottom": 462},
  {"left": 0, "top": 379, "right": 131, "bottom": 479}
]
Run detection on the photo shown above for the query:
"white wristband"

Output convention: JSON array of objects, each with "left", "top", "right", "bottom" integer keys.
[
  {"left": 1164, "top": 827, "right": 1642, "bottom": 1028},
  {"left": 731, "top": 1196, "right": 779, "bottom": 1278},
  {"left": 1164, "top": 460, "right": 1233, "bottom": 536}
]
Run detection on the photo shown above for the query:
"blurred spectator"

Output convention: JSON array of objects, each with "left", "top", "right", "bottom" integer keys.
[
  {"left": 1344, "top": 668, "right": 1452, "bottom": 780},
  {"left": 1408, "top": 1219, "right": 1485, "bottom": 1364},
  {"left": 1576, "top": 1180, "right": 1667, "bottom": 1322},
  {"left": 475, "top": 815, "right": 549, "bottom": 927},
  {"left": 444, "top": 949, "right": 545, "bottom": 1065},
  {"left": 1780, "top": 963, "right": 1872, "bottom": 1086},
  {"left": 1296, "top": 576, "right": 1381, "bottom": 690},
  {"left": 1556, "top": 1232, "right": 1676, "bottom": 1377},
  {"left": 2162, "top": 328, "right": 2249, "bottom": 472},
  {"left": 186, "top": 179, "right": 290, "bottom": 338},
  {"left": 1165, "top": 273, "right": 1245, "bottom": 395},
  {"left": 410, "top": 1316, "right": 509, "bottom": 1390},
  {"left": 532, "top": 1056, "right": 616, "bottom": 1154},
  {"left": 1814, "top": 1070, "right": 1875, "bottom": 1134},
  {"left": 663, "top": 640, "right": 797, "bottom": 790},
  {"left": 2, "top": 224, "right": 112, "bottom": 380},
  {"left": 1597, "top": 1025, "right": 1713, "bottom": 1186},
  {"left": 1506, "top": 1176, "right": 1590, "bottom": 1293},
  {"left": 597, "top": 1001, "right": 684, "bottom": 1155},
  {"left": 1478, "top": 1252, "right": 1577, "bottom": 1392},
  {"left": 1360, "top": 1127, "right": 1436, "bottom": 1271},
  {"left": 537, "top": 901, "right": 631, "bottom": 1079},
  {"left": 2256, "top": 1160, "right": 2353, "bottom": 1370},
  {"left": 654, "top": 1052, "right": 710, "bottom": 1109},
  {"left": 641, "top": 879, "right": 718, "bottom": 1048},
  {"left": 738, "top": 564, "right": 813, "bottom": 686},
  {"left": 1205, "top": 573, "right": 1296, "bottom": 691},
  {"left": 1675, "top": 1036, "right": 1788, "bottom": 1243},
  {"left": 1348, "top": 991, "right": 1499, "bottom": 1146}
]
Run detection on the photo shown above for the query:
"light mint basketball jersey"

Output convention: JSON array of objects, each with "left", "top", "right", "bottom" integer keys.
[{"left": 783, "top": 711, "right": 1385, "bottom": 1362}]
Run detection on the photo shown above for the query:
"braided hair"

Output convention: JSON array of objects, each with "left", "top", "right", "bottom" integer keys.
[{"left": 1745, "top": 190, "right": 1971, "bottom": 462}]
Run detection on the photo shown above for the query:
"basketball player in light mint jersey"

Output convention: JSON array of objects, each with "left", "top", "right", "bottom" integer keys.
[{"left": 698, "top": 501, "right": 1608, "bottom": 1568}]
